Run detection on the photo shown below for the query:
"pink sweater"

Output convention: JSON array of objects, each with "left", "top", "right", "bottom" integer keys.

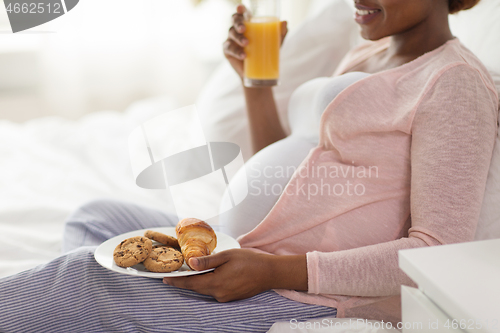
[{"left": 237, "top": 38, "right": 499, "bottom": 322}]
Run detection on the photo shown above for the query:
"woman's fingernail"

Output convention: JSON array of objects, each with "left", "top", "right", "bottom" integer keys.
[
  {"left": 190, "top": 258, "right": 199, "bottom": 267},
  {"left": 163, "top": 278, "right": 169, "bottom": 285},
  {"left": 240, "top": 53, "right": 246, "bottom": 59},
  {"left": 242, "top": 38, "right": 248, "bottom": 46}
]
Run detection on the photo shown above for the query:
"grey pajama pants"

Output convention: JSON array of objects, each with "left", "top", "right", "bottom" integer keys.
[{"left": 0, "top": 199, "right": 336, "bottom": 333}]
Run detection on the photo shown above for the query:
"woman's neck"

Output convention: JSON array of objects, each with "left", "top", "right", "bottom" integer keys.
[{"left": 387, "top": 11, "right": 454, "bottom": 61}]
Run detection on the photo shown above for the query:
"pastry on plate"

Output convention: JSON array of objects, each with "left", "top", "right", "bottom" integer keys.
[{"left": 175, "top": 218, "right": 217, "bottom": 269}]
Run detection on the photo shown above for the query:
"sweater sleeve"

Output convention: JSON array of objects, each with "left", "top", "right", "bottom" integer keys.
[{"left": 307, "top": 64, "right": 498, "bottom": 297}]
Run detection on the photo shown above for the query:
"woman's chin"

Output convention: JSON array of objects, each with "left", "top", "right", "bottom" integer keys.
[{"left": 359, "top": 28, "right": 387, "bottom": 41}]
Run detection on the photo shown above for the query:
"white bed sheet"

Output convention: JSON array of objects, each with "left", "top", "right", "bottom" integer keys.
[{"left": 0, "top": 96, "right": 223, "bottom": 278}]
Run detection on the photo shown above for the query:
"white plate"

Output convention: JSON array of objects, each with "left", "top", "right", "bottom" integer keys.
[{"left": 94, "top": 227, "right": 240, "bottom": 278}]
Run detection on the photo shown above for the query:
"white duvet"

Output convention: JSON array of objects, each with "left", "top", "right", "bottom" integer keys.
[{"left": 0, "top": 97, "right": 223, "bottom": 278}]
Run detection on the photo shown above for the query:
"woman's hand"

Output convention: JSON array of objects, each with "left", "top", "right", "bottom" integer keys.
[
  {"left": 163, "top": 249, "right": 307, "bottom": 302},
  {"left": 223, "top": 4, "right": 288, "bottom": 81}
]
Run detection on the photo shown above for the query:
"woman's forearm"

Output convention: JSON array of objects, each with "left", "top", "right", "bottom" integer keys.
[
  {"left": 266, "top": 254, "right": 308, "bottom": 291},
  {"left": 243, "top": 86, "right": 287, "bottom": 154}
]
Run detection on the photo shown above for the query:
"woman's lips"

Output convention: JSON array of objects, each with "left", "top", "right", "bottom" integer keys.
[{"left": 354, "top": 7, "right": 381, "bottom": 24}]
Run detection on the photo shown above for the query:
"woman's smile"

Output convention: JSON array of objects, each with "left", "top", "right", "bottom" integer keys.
[{"left": 354, "top": 3, "right": 382, "bottom": 25}]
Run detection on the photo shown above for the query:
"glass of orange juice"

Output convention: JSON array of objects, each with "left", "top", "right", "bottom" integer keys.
[{"left": 242, "top": 0, "right": 281, "bottom": 88}]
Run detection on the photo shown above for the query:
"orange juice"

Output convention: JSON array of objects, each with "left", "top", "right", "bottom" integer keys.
[{"left": 243, "top": 16, "right": 280, "bottom": 83}]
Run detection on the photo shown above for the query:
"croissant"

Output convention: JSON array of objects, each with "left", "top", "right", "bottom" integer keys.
[{"left": 175, "top": 218, "right": 217, "bottom": 269}]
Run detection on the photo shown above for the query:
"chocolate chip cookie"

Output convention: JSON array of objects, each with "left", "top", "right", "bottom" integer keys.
[
  {"left": 143, "top": 245, "right": 184, "bottom": 273},
  {"left": 144, "top": 230, "right": 179, "bottom": 248},
  {"left": 113, "top": 236, "right": 153, "bottom": 268}
]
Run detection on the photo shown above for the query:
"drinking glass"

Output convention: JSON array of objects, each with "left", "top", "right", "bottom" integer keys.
[{"left": 242, "top": 0, "right": 281, "bottom": 87}]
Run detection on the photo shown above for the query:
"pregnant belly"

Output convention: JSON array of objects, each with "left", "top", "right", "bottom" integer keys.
[{"left": 219, "top": 136, "right": 317, "bottom": 239}]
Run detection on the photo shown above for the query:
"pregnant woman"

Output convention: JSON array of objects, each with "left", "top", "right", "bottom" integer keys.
[{"left": 1, "top": 0, "right": 498, "bottom": 332}]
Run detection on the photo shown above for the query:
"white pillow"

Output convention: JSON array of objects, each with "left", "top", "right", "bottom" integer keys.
[{"left": 196, "top": 0, "right": 357, "bottom": 162}]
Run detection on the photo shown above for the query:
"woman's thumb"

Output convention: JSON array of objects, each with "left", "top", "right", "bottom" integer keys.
[{"left": 189, "top": 253, "right": 228, "bottom": 271}]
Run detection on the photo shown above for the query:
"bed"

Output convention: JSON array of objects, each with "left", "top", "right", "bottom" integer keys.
[{"left": 1, "top": 0, "right": 499, "bottom": 332}]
